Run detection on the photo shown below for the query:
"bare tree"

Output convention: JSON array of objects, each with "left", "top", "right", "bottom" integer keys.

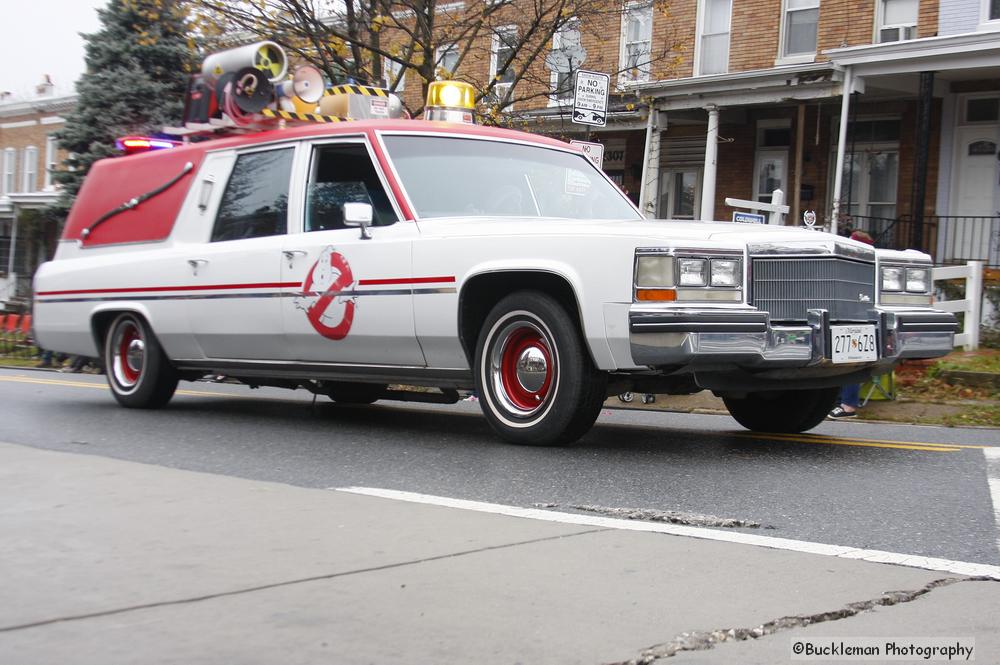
[{"left": 189, "top": 0, "right": 682, "bottom": 123}]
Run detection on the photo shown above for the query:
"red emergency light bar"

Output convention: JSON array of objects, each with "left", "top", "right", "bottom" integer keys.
[{"left": 115, "top": 136, "right": 182, "bottom": 155}]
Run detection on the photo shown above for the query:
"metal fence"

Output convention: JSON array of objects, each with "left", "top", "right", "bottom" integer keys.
[{"left": 849, "top": 214, "right": 1000, "bottom": 267}]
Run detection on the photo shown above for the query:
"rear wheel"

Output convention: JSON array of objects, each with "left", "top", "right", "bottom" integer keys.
[
  {"left": 104, "top": 313, "right": 178, "bottom": 408},
  {"left": 474, "top": 291, "right": 606, "bottom": 445},
  {"left": 326, "top": 381, "right": 387, "bottom": 404},
  {"left": 723, "top": 387, "right": 840, "bottom": 433}
]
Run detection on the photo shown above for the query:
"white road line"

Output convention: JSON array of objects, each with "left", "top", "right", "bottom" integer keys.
[
  {"left": 984, "top": 447, "right": 1000, "bottom": 556},
  {"left": 335, "top": 486, "right": 1000, "bottom": 580}
]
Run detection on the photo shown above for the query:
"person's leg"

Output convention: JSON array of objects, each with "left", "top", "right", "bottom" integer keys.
[
  {"left": 829, "top": 384, "right": 861, "bottom": 418},
  {"left": 841, "top": 383, "right": 861, "bottom": 410}
]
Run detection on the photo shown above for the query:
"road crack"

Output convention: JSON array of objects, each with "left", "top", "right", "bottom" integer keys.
[
  {"left": 606, "top": 576, "right": 997, "bottom": 664},
  {"left": 0, "top": 527, "right": 607, "bottom": 634},
  {"left": 534, "top": 503, "right": 769, "bottom": 529}
]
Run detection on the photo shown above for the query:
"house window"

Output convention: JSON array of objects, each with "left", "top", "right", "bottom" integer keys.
[
  {"left": 782, "top": 0, "right": 819, "bottom": 57},
  {"left": 489, "top": 26, "right": 518, "bottom": 106},
  {"left": 984, "top": 0, "right": 1000, "bottom": 23},
  {"left": 620, "top": 2, "right": 653, "bottom": 84},
  {"left": 830, "top": 118, "right": 901, "bottom": 221},
  {"left": 877, "top": 0, "right": 917, "bottom": 42},
  {"left": 549, "top": 18, "right": 582, "bottom": 103},
  {"left": 384, "top": 58, "right": 404, "bottom": 91},
  {"left": 44, "top": 135, "right": 58, "bottom": 189},
  {"left": 754, "top": 121, "right": 791, "bottom": 203},
  {"left": 658, "top": 170, "right": 700, "bottom": 219},
  {"left": 22, "top": 146, "right": 37, "bottom": 192},
  {"left": 966, "top": 97, "right": 1000, "bottom": 123},
  {"left": 436, "top": 44, "right": 459, "bottom": 78},
  {"left": 2, "top": 148, "right": 15, "bottom": 194},
  {"left": 697, "top": 0, "right": 731, "bottom": 75}
]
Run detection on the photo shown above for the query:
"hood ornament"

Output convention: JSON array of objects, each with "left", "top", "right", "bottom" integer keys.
[{"left": 803, "top": 210, "right": 817, "bottom": 229}]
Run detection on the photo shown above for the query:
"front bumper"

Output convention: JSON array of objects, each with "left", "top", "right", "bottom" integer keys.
[{"left": 629, "top": 307, "right": 958, "bottom": 370}]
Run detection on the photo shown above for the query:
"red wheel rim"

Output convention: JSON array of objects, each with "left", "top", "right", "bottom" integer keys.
[
  {"left": 111, "top": 319, "right": 145, "bottom": 389},
  {"left": 498, "top": 326, "right": 553, "bottom": 411}
]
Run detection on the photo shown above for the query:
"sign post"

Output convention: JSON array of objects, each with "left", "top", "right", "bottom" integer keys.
[{"left": 572, "top": 70, "right": 610, "bottom": 127}]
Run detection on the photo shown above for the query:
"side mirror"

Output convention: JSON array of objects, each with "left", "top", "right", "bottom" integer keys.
[{"left": 343, "top": 202, "right": 374, "bottom": 240}]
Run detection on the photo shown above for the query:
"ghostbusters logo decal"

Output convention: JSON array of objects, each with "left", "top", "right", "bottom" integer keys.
[{"left": 295, "top": 246, "right": 356, "bottom": 340}]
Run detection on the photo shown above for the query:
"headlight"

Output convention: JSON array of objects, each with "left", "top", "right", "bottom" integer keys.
[
  {"left": 678, "top": 259, "right": 707, "bottom": 286},
  {"left": 635, "top": 256, "right": 674, "bottom": 287},
  {"left": 905, "top": 267, "right": 929, "bottom": 293},
  {"left": 710, "top": 259, "right": 740, "bottom": 287},
  {"left": 881, "top": 266, "right": 903, "bottom": 292}
]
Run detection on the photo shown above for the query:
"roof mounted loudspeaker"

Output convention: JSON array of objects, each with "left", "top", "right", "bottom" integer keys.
[
  {"left": 202, "top": 41, "right": 288, "bottom": 84},
  {"left": 277, "top": 65, "right": 325, "bottom": 113}
]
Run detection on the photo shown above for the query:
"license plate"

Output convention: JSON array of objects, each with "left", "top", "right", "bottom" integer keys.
[{"left": 830, "top": 325, "right": 878, "bottom": 364}]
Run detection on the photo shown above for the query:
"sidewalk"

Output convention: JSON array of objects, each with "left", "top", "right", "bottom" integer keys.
[{"left": 1, "top": 442, "right": 996, "bottom": 664}]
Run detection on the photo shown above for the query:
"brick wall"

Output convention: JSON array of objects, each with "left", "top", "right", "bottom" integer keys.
[
  {"left": 918, "top": 0, "right": 940, "bottom": 37},
  {"left": 0, "top": 111, "right": 68, "bottom": 194},
  {"left": 816, "top": 0, "right": 877, "bottom": 57},
  {"left": 729, "top": 0, "right": 783, "bottom": 71}
]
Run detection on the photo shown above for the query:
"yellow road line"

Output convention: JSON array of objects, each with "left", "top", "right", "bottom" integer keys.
[
  {"left": 0, "top": 375, "right": 108, "bottom": 389},
  {"left": 737, "top": 430, "right": 988, "bottom": 450},
  {"left": 736, "top": 432, "right": 961, "bottom": 452},
  {"left": 0, "top": 374, "right": 236, "bottom": 398}
]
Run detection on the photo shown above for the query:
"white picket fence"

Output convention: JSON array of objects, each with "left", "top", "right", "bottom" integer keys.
[{"left": 932, "top": 260, "right": 983, "bottom": 351}]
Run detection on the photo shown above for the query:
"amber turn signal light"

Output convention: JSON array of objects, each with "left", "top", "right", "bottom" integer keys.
[{"left": 636, "top": 289, "right": 677, "bottom": 302}]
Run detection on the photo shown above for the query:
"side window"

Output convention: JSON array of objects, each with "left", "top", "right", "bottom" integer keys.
[
  {"left": 305, "top": 143, "right": 398, "bottom": 232},
  {"left": 211, "top": 148, "right": 294, "bottom": 242}
]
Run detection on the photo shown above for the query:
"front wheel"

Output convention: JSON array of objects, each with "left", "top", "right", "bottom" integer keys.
[
  {"left": 723, "top": 387, "right": 840, "bottom": 433},
  {"left": 104, "top": 312, "right": 178, "bottom": 408},
  {"left": 474, "top": 291, "right": 606, "bottom": 446}
]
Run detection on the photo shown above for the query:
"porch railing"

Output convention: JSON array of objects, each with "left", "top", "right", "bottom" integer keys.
[{"left": 848, "top": 214, "right": 1000, "bottom": 268}]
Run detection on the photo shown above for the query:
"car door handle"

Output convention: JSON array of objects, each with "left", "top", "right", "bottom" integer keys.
[
  {"left": 187, "top": 258, "right": 209, "bottom": 276},
  {"left": 283, "top": 249, "right": 308, "bottom": 267}
]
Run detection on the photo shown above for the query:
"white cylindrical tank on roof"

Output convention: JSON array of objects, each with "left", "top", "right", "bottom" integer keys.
[{"left": 202, "top": 42, "right": 288, "bottom": 84}]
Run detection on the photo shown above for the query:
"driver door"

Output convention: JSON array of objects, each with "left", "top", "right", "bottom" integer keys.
[{"left": 280, "top": 138, "right": 425, "bottom": 366}]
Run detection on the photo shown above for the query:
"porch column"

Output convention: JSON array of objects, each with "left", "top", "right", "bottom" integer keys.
[
  {"left": 700, "top": 104, "right": 719, "bottom": 221},
  {"left": 6, "top": 204, "right": 17, "bottom": 277},
  {"left": 831, "top": 66, "right": 853, "bottom": 236},
  {"left": 911, "top": 71, "right": 935, "bottom": 251},
  {"left": 639, "top": 107, "right": 662, "bottom": 216}
]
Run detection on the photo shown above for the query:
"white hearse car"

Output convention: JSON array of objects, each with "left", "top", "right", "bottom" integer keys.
[{"left": 33, "top": 118, "right": 958, "bottom": 444}]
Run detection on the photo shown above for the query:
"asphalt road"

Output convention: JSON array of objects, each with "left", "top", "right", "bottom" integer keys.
[{"left": 2, "top": 367, "right": 998, "bottom": 567}]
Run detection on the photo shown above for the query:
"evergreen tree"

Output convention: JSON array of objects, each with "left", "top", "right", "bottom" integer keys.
[{"left": 53, "top": 0, "right": 193, "bottom": 207}]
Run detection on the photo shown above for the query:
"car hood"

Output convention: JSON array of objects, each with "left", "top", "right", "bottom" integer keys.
[{"left": 416, "top": 216, "right": 883, "bottom": 253}]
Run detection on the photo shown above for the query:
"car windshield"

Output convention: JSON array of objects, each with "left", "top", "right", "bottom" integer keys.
[{"left": 382, "top": 135, "right": 642, "bottom": 220}]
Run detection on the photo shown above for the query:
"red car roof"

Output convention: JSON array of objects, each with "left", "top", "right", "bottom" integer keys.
[{"left": 63, "top": 120, "right": 577, "bottom": 246}]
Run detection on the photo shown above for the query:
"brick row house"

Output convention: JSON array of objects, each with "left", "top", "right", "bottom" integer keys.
[
  {"left": 397, "top": 0, "right": 1000, "bottom": 265},
  {"left": 0, "top": 78, "right": 75, "bottom": 308}
]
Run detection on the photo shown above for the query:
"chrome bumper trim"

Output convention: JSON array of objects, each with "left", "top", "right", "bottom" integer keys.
[{"left": 629, "top": 307, "right": 957, "bottom": 369}]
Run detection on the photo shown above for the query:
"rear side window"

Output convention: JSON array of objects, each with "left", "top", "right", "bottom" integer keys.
[{"left": 211, "top": 148, "right": 294, "bottom": 242}]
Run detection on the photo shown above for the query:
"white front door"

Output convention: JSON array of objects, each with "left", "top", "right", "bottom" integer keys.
[
  {"left": 953, "top": 126, "right": 999, "bottom": 217},
  {"left": 949, "top": 126, "right": 1000, "bottom": 264}
]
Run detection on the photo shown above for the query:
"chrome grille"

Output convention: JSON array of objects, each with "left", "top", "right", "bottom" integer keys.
[{"left": 751, "top": 257, "right": 875, "bottom": 322}]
